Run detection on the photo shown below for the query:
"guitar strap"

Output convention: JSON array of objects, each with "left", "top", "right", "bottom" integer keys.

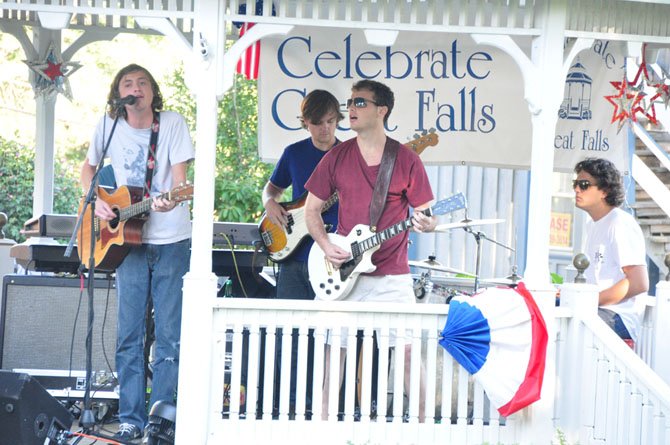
[
  {"left": 369, "top": 137, "right": 400, "bottom": 232},
  {"left": 143, "top": 112, "right": 160, "bottom": 199}
]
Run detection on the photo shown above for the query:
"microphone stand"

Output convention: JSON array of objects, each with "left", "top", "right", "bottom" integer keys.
[{"left": 64, "top": 105, "right": 123, "bottom": 431}]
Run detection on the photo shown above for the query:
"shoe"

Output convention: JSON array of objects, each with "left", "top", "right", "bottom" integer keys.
[{"left": 113, "top": 423, "right": 142, "bottom": 441}]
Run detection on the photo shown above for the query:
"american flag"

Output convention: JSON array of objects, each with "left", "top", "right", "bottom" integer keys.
[{"left": 236, "top": 22, "right": 260, "bottom": 80}]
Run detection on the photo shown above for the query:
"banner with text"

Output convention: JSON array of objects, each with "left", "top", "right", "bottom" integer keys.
[
  {"left": 258, "top": 28, "right": 626, "bottom": 171},
  {"left": 553, "top": 40, "right": 628, "bottom": 172}
]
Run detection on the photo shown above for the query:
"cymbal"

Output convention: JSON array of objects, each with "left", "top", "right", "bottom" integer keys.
[
  {"left": 435, "top": 218, "right": 505, "bottom": 232},
  {"left": 408, "top": 260, "right": 473, "bottom": 276},
  {"left": 480, "top": 277, "right": 521, "bottom": 287}
]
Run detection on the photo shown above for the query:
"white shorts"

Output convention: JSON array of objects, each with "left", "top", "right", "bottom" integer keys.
[{"left": 327, "top": 274, "right": 415, "bottom": 348}]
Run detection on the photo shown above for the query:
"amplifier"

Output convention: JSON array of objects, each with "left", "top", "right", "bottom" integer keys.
[{"left": 1, "top": 275, "right": 117, "bottom": 374}]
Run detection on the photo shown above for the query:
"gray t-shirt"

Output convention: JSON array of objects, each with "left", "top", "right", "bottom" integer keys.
[{"left": 87, "top": 111, "right": 194, "bottom": 244}]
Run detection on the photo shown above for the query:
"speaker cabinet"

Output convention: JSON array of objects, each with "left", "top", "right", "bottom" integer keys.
[
  {"left": 1, "top": 275, "right": 117, "bottom": 373},
  {"left": 0, "top": 370, "right": 74, "bottom": 445}
]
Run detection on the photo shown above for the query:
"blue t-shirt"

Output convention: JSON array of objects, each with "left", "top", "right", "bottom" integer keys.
[{"left": 270, "top": 137, "right": 339, "bottom": 262}]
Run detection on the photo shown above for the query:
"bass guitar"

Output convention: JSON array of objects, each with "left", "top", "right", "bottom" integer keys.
[
  {"left": 259, "top": 192, "right": 338, "bottom": 263},
  {"left": 307, "top": 192, "right": 467, "bottom": 301},
  {"left": 77, "top": 183, "right": 193, "bottom": 271},
  {"left": 259, "top": 132, "right": 440, "bottom": 263}
]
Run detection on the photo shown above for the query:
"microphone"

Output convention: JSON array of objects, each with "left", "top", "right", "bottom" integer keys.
[{"left": 110, "top": 95, "right": 138, "bottom": 108}]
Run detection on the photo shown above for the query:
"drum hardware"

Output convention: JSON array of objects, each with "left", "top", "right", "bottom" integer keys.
[
  {"left": 408, "top": 260, "right": 473, "bottom": 276},
  {"left": 434, "top": 218, "right": 505, "bottom": 232}
]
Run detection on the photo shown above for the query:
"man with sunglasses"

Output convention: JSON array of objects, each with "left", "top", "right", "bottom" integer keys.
[
  {"left": 304, "top": 80, "right": 436, "bottom": 421},
  {"left": 574, "top": 158, "right": 648, "bottom": 344}
]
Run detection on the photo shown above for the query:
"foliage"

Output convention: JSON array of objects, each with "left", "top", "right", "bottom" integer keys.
[
  {"left": 164, "top": 69, "right": 274, "bottom": 223},
  {"left": 0, "top": 137, "right": 80, "bottom": 242}
]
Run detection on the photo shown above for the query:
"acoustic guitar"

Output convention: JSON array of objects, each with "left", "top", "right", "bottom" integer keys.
[{"left": 77, "top": 183, "right": 193, "bottom": 271}]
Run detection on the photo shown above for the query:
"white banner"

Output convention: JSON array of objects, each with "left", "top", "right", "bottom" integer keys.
[
  {"left": 258, "top": 28, "right": 626, "bottom": 171},
  {"left": 553, "top": 40, "right": 628, "bottom": 172}
]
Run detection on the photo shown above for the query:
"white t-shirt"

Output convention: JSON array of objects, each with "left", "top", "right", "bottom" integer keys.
[
  {"left": 87, "top": 111, "right": 195, "bottom": 244},
  {"left": 584, "top": 207, "right": 647, "bottom": 341}
]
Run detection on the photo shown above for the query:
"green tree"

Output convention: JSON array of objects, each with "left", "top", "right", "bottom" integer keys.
[
  {"left": 164, "top": 69, "right": 274, "bottom": 223},
  {"left": 0, "top": 137, "right": 80, "bottom": 242}
]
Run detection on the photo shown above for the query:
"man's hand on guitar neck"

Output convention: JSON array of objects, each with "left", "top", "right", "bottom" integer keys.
[
  {"left": 411, "top": 208, "right": 437, "bottom": 233},
  {"left": 151, "top": 194, "right": 177, "bottom": 213}
]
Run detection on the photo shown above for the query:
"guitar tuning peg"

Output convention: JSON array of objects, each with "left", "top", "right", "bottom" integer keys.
[
  {"left": 421, "top": 130, "right": 427, "bottom": 135},
  {"left": 413, "top": 133, "right": 420, "bottom": 139},
  {"left": 429, "top": 127, "right": 436, "bottom": 133}
]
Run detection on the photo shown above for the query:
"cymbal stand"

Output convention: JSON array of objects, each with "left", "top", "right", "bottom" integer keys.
[{"left": 464, "top": 227, "right": 516, "bottom": 293}]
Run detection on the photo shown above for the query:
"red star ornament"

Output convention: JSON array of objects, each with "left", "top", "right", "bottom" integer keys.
[
  {"left": 24, "top": 41, "right": 82, "bottom": 101},
  {"left": 605, "top": 79, "right": 638, "bottom": 125}
]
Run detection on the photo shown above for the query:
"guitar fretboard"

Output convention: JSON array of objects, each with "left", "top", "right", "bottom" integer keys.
[
  {"left": 119, "top": 191, "right": 170, "bottom": 221},
  {"left": 351, "top": 208, "right": 431, "bottom": 257}
]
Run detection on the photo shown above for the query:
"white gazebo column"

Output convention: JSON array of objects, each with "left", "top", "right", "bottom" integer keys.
[
  {"left": 473, "top": 1, "right": 568, "bottom": 442},
  {"left": 32, "top": 28, "right": 60, "bottom": 216},
  {"left": 175, "top": 1, "right": 221, "bottom": 443}
]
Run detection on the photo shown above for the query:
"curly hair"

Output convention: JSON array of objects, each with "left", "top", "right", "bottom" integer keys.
[
  {"left": 352, "top": 80, "right": 395, "bottom": 124},
  {"left": 106, "top": 64, "right": 163, "bottom": 119},
  {"left": 300, "top": 89, "right": 344, "bottom": 129},
  {"left": 574, "top": 157, "right": 624, "bottom": 207}
]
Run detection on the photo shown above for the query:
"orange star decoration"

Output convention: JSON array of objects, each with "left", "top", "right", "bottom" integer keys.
[{"left": 24, "top": 41, "right": 82, "bottom": 101}]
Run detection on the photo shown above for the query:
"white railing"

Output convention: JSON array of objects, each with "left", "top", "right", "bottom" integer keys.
[
  {"left": 206, "top": 298, "right": 518, "bottom": 445},
  {"left": 557, "top": 282, "right": 670, "bottom": 445},
  {"left": 187, "top": 281, "right": 670, "bottom": 445}
]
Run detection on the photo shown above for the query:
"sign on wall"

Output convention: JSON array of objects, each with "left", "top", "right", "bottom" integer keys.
[
  {"left": 258, "top": 28, "right": 626, "bottom": 171},
  {"left": 553, "top": 40, "right": 628, "bottom": 173}
]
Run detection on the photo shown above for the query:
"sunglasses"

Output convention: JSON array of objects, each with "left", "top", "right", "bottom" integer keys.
[
  {"left": 573, "top": 179, "right": 596, "bottom": 191},
  {"left": 346, "top": 97, "right": 379, "bottom": 108}
]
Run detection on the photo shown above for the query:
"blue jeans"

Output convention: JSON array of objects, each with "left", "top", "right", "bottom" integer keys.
[
  {"left": 598, "top": 307, "right": 632, "bottom": 340},
  {"left": 276, "top": 260, "right": 314, "bottom": 300},
  {"left": 115, "top": 239, "right": 190, "bottom": 429}
]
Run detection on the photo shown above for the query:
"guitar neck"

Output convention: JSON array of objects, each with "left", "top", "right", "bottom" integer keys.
[
  {"left": 118, "top": 190, "right": 169, "bottom": 221},
  {"left": 354, "top": 207, "right": 432, "bottom": 255},
  {"left": 321, "top": 193, "right": 338, "bottom": 213}
]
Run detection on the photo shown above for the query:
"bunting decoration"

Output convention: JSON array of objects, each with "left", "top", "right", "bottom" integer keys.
[
  {"left": 439, "top": 282, "right": 548, "bottom": 417},
  {"left": 23, "top": 41, "right": 81, "bottom": 101}
]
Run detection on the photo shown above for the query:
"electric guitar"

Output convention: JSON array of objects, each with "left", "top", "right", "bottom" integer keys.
[
  {"left": 308, "top": 192, "right": 467, "bottom": 301},
  {"left": 258, "top": 132, "right": 440, "bottom": 263},
  {"left": 77, "top": 183, "right": 193, "bottom": 271}
]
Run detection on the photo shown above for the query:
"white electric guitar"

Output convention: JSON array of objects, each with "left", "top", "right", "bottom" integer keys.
[{"left": 308, "top": 193, "right": 467, "bottom": 301}]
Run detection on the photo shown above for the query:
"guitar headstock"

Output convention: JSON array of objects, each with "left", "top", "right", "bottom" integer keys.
[
  {"left": 170, "top": 182, "right": 194, "bottom": 203},
  {"left": 407, "top": 130, "right": 439, "bottom": 156},
  {"left": 431, "top": 192, "right": 467, "bottom": 216}
]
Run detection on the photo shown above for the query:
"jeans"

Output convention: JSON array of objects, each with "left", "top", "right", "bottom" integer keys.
[
  {"left": 115, "top": 239, "right": 190, "bottom": 429},
  {"left": 598, "top": 307, "right": 632, "bottom": 340},
  {"left": 274, "top": 260, "right": 314, "bottom": 414}
]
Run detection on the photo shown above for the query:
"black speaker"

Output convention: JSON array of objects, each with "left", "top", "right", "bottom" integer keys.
[
  {"left": 0, "top": 370, "right": 74, "bottom": 445},
  {"left": 1, "top": 275, "right": 117, "bottom": 373}
]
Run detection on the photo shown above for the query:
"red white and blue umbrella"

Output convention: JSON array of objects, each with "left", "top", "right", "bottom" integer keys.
[{"left": 439, "top": 282, "right": 548, "bottom": 416}]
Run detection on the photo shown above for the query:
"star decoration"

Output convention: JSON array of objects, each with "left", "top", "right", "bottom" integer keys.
[
  {"left": 24, "top": 41, "right": 82, "bottom": 101},
  {"left": 605, "top": 78, "right": 642, "bottom": 132},
  {"left": 647, "top": 71, "right": 670, "bottom": 111}
]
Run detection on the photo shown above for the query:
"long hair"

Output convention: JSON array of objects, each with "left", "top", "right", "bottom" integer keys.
[
  {"left": 106, "top": 64, "right": 163, "bottom": 119},
  {"left": 574, "top": 157, "right": 624, "bottom": 207}
]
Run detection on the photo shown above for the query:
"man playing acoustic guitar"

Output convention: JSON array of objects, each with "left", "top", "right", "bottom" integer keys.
[
  {"left": 79, "top": 64, "right": 194, "bottom": 441},
  {"left": 305, "top": 80, "right": 437, "bottom": 422}
]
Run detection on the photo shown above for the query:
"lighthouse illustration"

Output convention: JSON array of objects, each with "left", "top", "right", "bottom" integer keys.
[{"left": 559, "top": 61, "right": 593, "bottom": 120}]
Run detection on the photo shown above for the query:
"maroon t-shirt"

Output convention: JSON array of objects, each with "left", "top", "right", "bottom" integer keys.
[{"left": 305, "top": 137, "right": 434, "bottom": 275}]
